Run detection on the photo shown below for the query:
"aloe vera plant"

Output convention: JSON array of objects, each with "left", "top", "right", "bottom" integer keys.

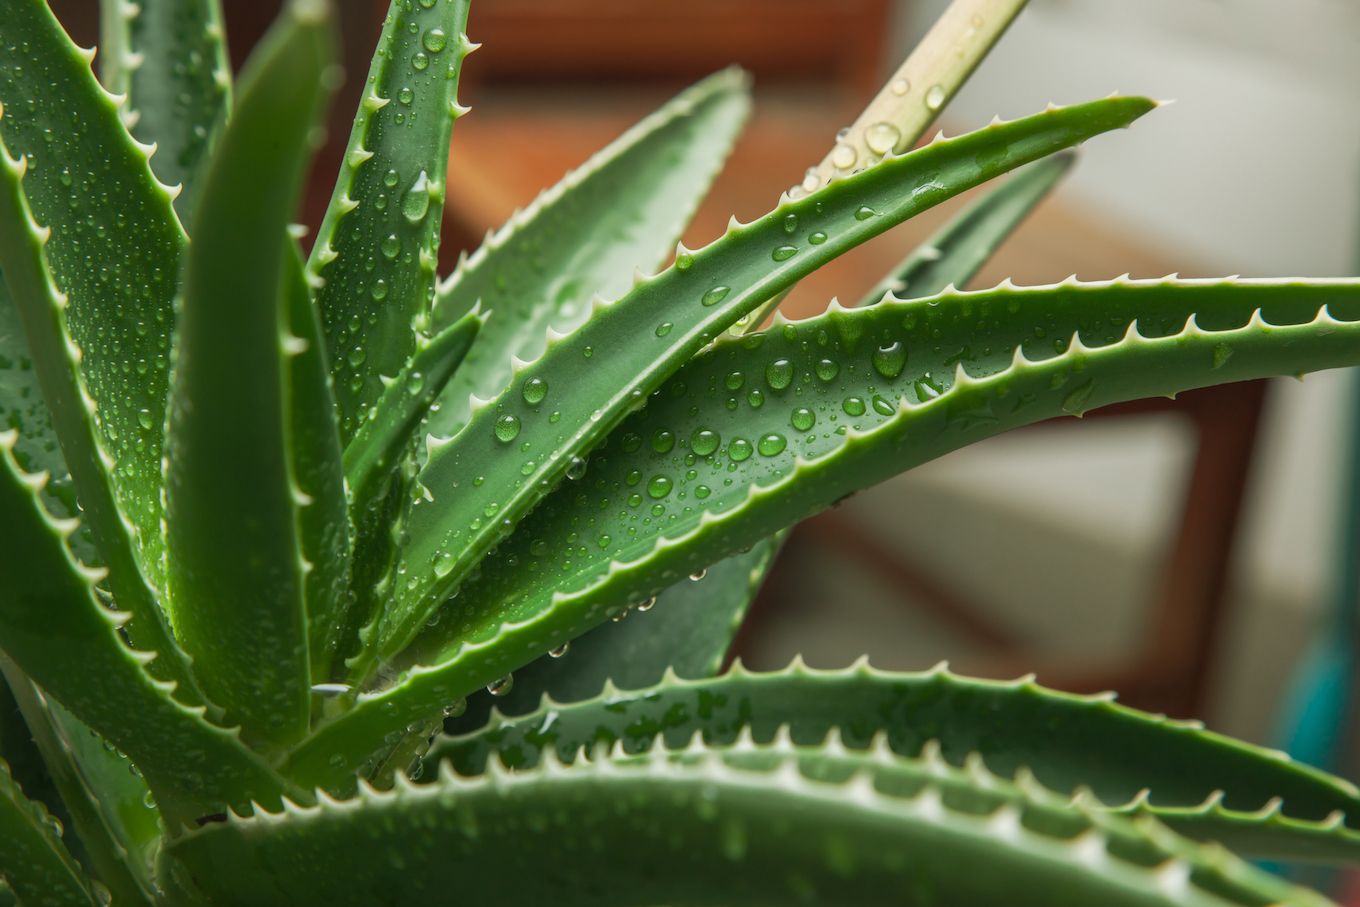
[{"left": 2, "top": 0, "right": 1360, "bottom": 902}]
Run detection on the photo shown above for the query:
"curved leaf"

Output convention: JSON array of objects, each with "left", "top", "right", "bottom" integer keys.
[
  {"left": 376, "top": 96, "right": 1157, "bottom": 677},
  {"left": 0, "top": 431, "right": 302, "bottom": 831},
  {"left": 164, "top": 0, "right": 337, "bottom": 744},
  {"left": 178, "top": 737, "right": 1331, "bottom": 907},
  {"left": 0, "top": 123, "right": 200, "bottom": 702},
  {"left": 308, "top": 0, "right": 473, "bottom": 441},
  {"left": 0, "top": 0, "right": 188, "bottom": 592},
  {"left": 430, "top": 660, "right": 1360, "bottom": 823},
  {"left": 412, "top": 278, "right": 1360, "bottom": 678}
]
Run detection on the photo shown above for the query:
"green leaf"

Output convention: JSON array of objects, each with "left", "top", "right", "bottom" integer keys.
[
  {"left": 284, "top": 278, "right": 1360, "bottom": 791},
  {"left": 429, "top": 661, "right": 1360, "bottom": 864},
  {"left": 0, "top": 753, "right": 99, "bottom": 907},
  {"left": 0, "top": 0, "right": 188, "bottom": 594},
  {"left": 175, "top": 737, "right": 1332, "bottom": 907},
  {"left": 164, "top": 0, "right": 337, "bottom": 745},
  {"left": 0, "top": 657, "right": 157, "bottom": 905},
  {"left": 343, "top": 309, "right": 482, "bottom": 519},
  {"left": 0, "top": 123, "right": 201, "bottom": 703},
  {"left": 0, "top": 270, "right": 96, "bottom": 568},
  {"left": 450, "top": 534, "right": 783, "bottom": 729},
  {"left": 284, "top": 238, "right": 355, "bottom": 687},
  {"left": 309, "top": 0, "right": 473, "bottom": 442},
  {"left": 0, "top": 432, "right": 303, "bottom": 831},
  {"left": 475, "top": 136, "right": 1069, "bottom": 713},
  {"left": 408, "top": 277, "right": 1360, "bottom": 686},
  {"left": 376, "top": 96, "right": 1158, "bottom": 676},
  {"left": 856, "top": 149, "right": 1076, "bottom": 306},
  {"left": 425, "top": 67, "right": 753, "bottom": 440},
  {"left": 98, "top": 0, "right": 233, "bottom": 225}
]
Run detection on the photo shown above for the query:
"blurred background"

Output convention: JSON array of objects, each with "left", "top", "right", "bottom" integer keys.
[{"left": 58, "top": 0, "right": 1360, "bottom": 747}]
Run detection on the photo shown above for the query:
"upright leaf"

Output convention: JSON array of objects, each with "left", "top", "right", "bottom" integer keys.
[
  {"left": 164, "top": 0, "right": 337, "bottom": 745},
  {"left": 425, "top": 67, "right": 753, "bottom": 441},
  {"left": 0, "top": 432, "right": 300, "bottom": 833},
  {"left": 801, "top": 0, "right": 1030, "bottom": 195},
  {"left": 309, "top": 0, "right": 473, "bottom": 442},
  {"left": 342, "top": 309, "right": 482, "bottom": 520},
  {"left": 376, "top": 98, "right": 1155, "bottom": 674},
  {"left": 0, "top": 121, "right": 200, "bottom": 701},
  {"left": 283, "top": 239, "right": 354, "bottom": 687},
  {"left": 98, "top": 0, "right": 233, "bottom": 224},
  {"left": 0, "top": 0, "right": 188, "bottom": 592}
]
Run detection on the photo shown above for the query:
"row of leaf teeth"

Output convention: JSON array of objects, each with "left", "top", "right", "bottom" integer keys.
[
  {"left": 227, "top": 727, "right": 1291, "bottom": 907},
  {"left": 379, "top": 284, "right": 1360, "bottom": 715},
  {"left": 435, "top": 98, "right": 1139, "bottom": 440}
]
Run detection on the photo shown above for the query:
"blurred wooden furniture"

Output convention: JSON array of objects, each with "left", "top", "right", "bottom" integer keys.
[{"left": 461, "top": 0, "right": 892, "bottom": 95}]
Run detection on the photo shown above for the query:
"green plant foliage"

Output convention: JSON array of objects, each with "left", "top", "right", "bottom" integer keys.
[{"left": 4, "top": 0, "right": 1360, "bottom": 901}]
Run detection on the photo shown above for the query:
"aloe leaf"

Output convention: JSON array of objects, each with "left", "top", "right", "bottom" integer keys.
[
  {"left": 344, "top": 309, "right": 482, "bottom": 518},
  {"left": 375, "top": 96, "right": 1157, "bottom": 675},
  {"left": 0, "top": 126, "right": 201, "bottom": 702},
  {"left": 0, "top": 271, "right": 95, "bottom": 568},
  {"left": 164, "top": 0, "right": 338, "bottom": 745},
  {"left": 431, "top": 661, "right": 1360, "bottom": 862},
  {"left": 98, "top": 0, "right": 233, "bottom": 224},
  {"left": 308, "top": 0, "right": 472, "bottom": 442},
  {"left": 282, "top": 238, "right": 356, "bottom": 687},
  {"left": 283, "top": 278, "right": 1360, "bottom": 788},
  {"left": 856, "top": 149, "right": 1076, "bottom": 306},
  {"left": 0, "top": 754, "right": 99, "bottom": 907},
  {"left": 425, "top": 67, "right": 753, "bottom": 441},
  {"left": 477, "top": 140, "right": 1072, "bottom": 713},
  {"left": 177, "top": 741, "right": 1330, "bottom": 907},
  {"left": 0, "top": 432, "right": 304, "bottom": 830},
  {"left": 0, "top": 1, "right": 187, "bottom": 593},
  {"left": 403, "top": 278, "right": 1360, "bottom": 679},
  {"left": 0, "top": 657, "right": 157, "bottom": 905},
  {"left": 450, "top": 534, "right": 783, "bottom": 730}
]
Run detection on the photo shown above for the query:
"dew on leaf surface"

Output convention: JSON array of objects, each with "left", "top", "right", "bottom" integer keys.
[
  {"left": 765, "top": 359, "right": 795, "bottom": 390},
  {"left": 522, "top": 376, "right": 547, "bottom": 404},
  {"left": 691, "top": 429, "right": 720, "bottom": 456},
  {"left": 494, "top": 413, "right": 521, "bottom": 442}
]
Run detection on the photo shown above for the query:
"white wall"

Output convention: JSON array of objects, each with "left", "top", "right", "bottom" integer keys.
[
  {"left": 900, "top": 0, "right": 1360, "bottom": 277},
  {"left": 891, "top": 0, "right": 1360, "bottom": 611}
]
